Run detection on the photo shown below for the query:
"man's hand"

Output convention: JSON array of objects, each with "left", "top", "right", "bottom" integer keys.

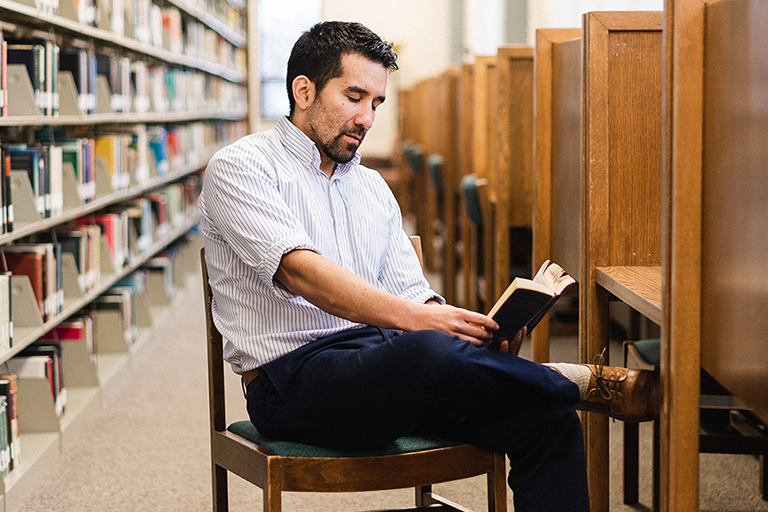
[
  {"left": 421, "top": 302, "right": 498, "bottom": 346},
  {"left": 496, "top": 326, "right": 527, "bottom": 356}
]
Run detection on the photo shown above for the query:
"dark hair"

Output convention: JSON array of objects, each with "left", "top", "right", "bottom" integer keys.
[{"left": 286, "top": 21, "right": 398, "bottom": 117}]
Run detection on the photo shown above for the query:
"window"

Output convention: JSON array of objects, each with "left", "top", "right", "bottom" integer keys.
[{"left": 258, "top": 0, "right": 323, "bottom": 119}]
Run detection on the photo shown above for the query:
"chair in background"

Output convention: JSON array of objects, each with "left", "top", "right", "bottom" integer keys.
[
  {"left": 201, "top": 241, "right": 508, "bottom": 512},
  {"left": 623, "top": 338, "right": 768, "bottom": 511}
]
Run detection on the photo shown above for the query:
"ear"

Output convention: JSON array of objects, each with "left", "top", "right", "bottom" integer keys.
[{"left": 292, "top": 75, "right": 315, "bottom": 111}]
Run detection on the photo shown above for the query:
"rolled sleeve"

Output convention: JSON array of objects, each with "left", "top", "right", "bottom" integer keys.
[{"left": 260, "top": 235, "right": 318, "bottom": 300}]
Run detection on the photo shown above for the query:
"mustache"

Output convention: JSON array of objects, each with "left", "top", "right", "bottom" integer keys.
[{"left": 343, "top": 126, "right": 367, "bottom": 140}]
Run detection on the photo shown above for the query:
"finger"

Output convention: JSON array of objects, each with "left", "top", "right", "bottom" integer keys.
[
  {"left": 465, "top": 311, "right": 499, "bottom": 331},
  {"left": 462, "top": 322, "right": 494, "bottom": 341},
  {"left": 498, "top": 340, "right": 510, "bottom": 354},
  {"left": 458, "top": 335, "right": 488, "bottom": 347}
]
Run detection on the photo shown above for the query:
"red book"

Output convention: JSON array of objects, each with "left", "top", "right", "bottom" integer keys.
[{"left": 4, "top": 249, "right": 45, "bottom": 318}]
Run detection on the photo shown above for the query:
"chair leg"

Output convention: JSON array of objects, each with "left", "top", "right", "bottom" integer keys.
[
  {"left": 623, "top": 422, "right": 640, "bottom": 505},
  {"left": 415, "top": 485, "right": 434, "bottom": 507},
  {"left": 212, "top": 464, "right": 228, "bottom": 512},
  {"left": 264, "top": 480, "right": 282, "bottom": 512},
  {"left": 761, "top": 454, "right": 767, "bottom": 501},
  {"left": 487, "top": 452, "right": 508, "bottom": 512},
  {"left": 653, "top": 419, "right": 660, "bottom": 512}
]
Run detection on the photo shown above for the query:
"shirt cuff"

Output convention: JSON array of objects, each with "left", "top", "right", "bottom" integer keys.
[{"left": 259, "top": 234, "right": 318, "bottom": 300}]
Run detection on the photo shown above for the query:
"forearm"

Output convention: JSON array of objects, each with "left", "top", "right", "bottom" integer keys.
[
  {"left": 275, "top": 249, "right": 425, "bottom": 331},
  {"left": 275, "top": 249, "right": 498, "bottom": 344}
]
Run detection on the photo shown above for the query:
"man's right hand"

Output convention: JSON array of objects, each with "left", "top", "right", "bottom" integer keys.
[{"left": 418, "top": 302, "right": 498, "bottom": 346}]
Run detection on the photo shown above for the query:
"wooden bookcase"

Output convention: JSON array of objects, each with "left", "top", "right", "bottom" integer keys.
[{"left": 0, "top": 0, "right": 247, "bottom": 508}]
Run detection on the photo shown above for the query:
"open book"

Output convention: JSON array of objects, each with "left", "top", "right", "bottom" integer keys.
[{"left": 487, "top": 260, "right": 575, "bottom": 351}]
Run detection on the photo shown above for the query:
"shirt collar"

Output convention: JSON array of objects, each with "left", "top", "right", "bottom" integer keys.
[{"left": 275, "top": 117, "right": 362, "bottom": 176}]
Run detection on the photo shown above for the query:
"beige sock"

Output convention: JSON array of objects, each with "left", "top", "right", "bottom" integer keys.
[{"left": 544, "top": 363, "right": 592, "bottom": 400}]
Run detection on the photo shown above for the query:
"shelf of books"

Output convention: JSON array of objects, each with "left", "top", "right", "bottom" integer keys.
[{"left": 0, "top": 0, "right": 248, "bottom": 507}]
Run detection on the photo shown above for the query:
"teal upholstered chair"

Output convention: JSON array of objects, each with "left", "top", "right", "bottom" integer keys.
[
  {"left": 426, "top": 154, "right": 444, "bottom": 195},
  {"left": 403, "top": 143, "right": 425, "bottom": 174},
  {"left": 460, "top": 174, "right": 483, "bottom": 227},
  {"left": 201, "top": 245, "right": 508, "bottom": 512},
  {"left": 623, "top": 338, "right": 768, "bottom": 510}
]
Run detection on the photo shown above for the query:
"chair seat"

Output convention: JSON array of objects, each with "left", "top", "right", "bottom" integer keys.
[
  {"left": 228, "top": 421, "right": 464, "bottom": 458},
  {"left": 632, "top": 338, "right": 661, "bottom": 366}
]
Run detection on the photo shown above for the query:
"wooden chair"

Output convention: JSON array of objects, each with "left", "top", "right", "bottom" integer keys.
[{"left": 201, "top": 243, "right": 508, "bottom": 512}]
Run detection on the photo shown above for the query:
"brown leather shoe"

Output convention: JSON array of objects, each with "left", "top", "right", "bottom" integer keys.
[{"left": 574, "top": 354, "right": 661, "bottom": 422}]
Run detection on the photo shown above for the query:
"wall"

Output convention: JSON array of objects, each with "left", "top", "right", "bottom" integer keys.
[
  {"left": 249, "top": 0, "right": 664, "bottom": 159},
  {"left": 322, "top": 0, "right": 456, "bottom": 159}
]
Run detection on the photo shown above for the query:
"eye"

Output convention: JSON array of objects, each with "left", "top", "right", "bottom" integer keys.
[{"left": 348, "top": 96, "right": 361, "bottom": 103}]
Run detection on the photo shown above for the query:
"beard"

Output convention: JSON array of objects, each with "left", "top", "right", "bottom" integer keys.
[
  {"left": 317, "top": 128, "right": 366, "bottom": 164},
  {"left": 305, "top": 100, "right": 367, "bottom": 164}
]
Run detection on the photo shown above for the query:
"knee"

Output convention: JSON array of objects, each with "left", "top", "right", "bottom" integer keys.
[
  {"left": 394, "top": 330, "right": 467, "bottom": 367},
  {"left": 385, "top": 330, "right": 474, "bottom": 383}
]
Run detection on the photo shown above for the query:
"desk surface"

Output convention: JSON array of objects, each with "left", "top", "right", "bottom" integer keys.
[{"left": 594, "top": 266, "right": 662, "bottom": 325}]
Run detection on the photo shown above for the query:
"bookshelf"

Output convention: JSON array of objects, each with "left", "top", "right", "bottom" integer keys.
[{"left": 0, "top": 0, "right": 248, "bottom": 507}]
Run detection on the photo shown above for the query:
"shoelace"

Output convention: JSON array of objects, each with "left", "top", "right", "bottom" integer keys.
[{"left": 591, "top": 348, "right": 621, "bottom": 421}]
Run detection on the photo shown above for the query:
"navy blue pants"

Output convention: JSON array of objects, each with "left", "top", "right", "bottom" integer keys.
[{"left": 245, "top": 327, "right": 590, "bottom": 512}]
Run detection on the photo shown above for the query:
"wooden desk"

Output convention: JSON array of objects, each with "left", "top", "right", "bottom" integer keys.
[{"left": 594, "top": 266, "right": 662, "bottom": 325}]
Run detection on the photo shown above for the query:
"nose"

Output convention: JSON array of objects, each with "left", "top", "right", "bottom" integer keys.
[{"left": 355, "top": 104, "right": 375, "bottom": 130}]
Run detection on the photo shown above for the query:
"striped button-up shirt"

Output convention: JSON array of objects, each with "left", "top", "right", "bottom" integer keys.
[{"left": 199, "top": 117, "right": 442, "bottom": 373}]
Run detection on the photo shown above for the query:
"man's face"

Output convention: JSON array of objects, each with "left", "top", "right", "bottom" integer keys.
[{"left": 304, "top": 53, "right": 388, "bottom": 165}]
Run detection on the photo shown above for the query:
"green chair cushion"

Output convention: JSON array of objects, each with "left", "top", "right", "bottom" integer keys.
[
  {"left": 404, "top": 144, "right": 424, "bottom": 174},
  {"left": 632, "top": 338, "right": 661, "bottom": 366},
  {"left": 227, "top": 421, "right": 463, "bottom": 458},
  {"left": 460, "top": 174, "right": 483, "bottom": 226},
  {"left": 427, "top": 154, "right": 444, "bottom": 193}
]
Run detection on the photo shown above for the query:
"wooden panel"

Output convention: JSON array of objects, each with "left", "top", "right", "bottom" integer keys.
[
  {"left": 458, "top": 63, "right": 475, "bottom": 310},
  {"left": 493, "top": 46, "right": 534, "bottom": 300},
  {"left": 439, "top": 68, "right": 461, "bottom": 305},
  {"left": 531, "top": 27, "right": 581, "bottom": 363},
  {"left": 551, "top": 38, "right": 583, "bottom": 280},
  {"left": 472, "top": 56, "right": 496, "bottom": 181},
  {"left": 662, "top": 0, "right": 705, "bottom": 509},
  {"left": 581, "top": 12, "right": 663, "bottom": 512},
  {"left": 606, "top": 29, "right": 663, "bottom": 266},
  {"left": 700, "top": 0, "right": 768, "bottom": 424},
  {"left": 422, "top": 76, "right": 441, "bottom": 271},
  {"left": 495, "top": 47, "right": 534, "bottom": 228},
  {"left": 473, "top": 56, "right": 497, "bottom": 311}
]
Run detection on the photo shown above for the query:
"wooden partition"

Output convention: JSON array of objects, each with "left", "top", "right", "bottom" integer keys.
[
  {"left": 436, "top": 69, "right": 461, "bottom": 305},
  {"left": 458, "top": 62, "right": 477, "bottom": 311},
  {"left": 663, "top": 0, "right": 768, "bottom": 509},
  {"left": 533, "top": 13, "right": 663, "bottom": 511},
  {"left": 421, "top": 76, "right": 443, "bottom": 272},
  {"left": 580, "top": 12, "right": 664, "bottom": 512},
  {"left": 471, "top": 56, "right": 497, "bottom": 312},
  {"left": 491, "top": 46, "right": 534, "bottom": 301},
  {"left": 532, "top": 28, "right": 581, "bottom": 363}
]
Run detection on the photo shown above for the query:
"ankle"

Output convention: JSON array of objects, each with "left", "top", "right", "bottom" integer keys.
[{"left": 544, "top": 363, "right": 592, "bottom": 400}]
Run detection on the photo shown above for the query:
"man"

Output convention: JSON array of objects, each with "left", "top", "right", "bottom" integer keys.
[{"left": 199, "top": 21, "right": 659, "bottom": 512}]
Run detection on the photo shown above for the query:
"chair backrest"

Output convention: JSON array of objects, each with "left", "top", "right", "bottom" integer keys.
[{"left": 201, "top": 248, "right": 227, "bottom": 433}]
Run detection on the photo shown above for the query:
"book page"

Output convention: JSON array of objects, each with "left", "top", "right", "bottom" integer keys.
[{"left": 533, "top": 260, "right": 575, "bottom": 295}]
